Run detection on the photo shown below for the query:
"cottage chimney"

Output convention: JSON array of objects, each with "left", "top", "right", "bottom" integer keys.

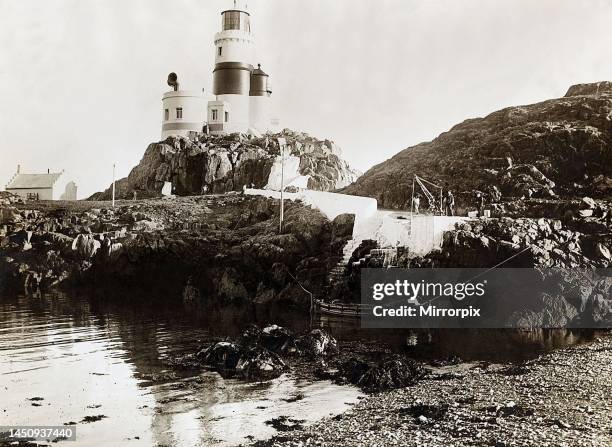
[
  {"left": 17, "top": 164, "right": 20, "bottom": 174},
  {"left": 47, "top": 169, "right": 50, "bottom": 174}
]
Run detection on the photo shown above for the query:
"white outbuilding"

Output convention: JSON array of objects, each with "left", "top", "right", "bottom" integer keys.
[{"left": 5, "top": 165, "right": 78, "bottom": 201}]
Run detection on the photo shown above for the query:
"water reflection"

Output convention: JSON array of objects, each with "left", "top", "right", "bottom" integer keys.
[
  {"left": 0, "top": 292, "right": 362, "bottom": 446},
  {"left": 318, "top": 314, "right": 597, "bottom": 361},
  {"left": 0, "top": 291, "right": 598, "bottom": 446}
]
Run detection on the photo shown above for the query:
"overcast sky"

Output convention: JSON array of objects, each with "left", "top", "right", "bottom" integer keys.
[{"left": 1, "top": 0, "right": 611, "bottom": 198}]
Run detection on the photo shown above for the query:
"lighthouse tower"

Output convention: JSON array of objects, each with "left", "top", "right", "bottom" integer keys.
[{"left": 207, "top": 1, "right": 273, "bottom": 134}]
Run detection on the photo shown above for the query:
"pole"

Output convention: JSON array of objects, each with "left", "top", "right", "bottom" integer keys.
[
  {"left": 277, "top": 138, "right": 286, "bottom": 233},
  {"left": 279, "top": 143, "right": 284, "bottom": 233},
  {"left": 112, "top": 163, "right": 116, "bottom": 208},
  {"left": 410, "top": 176, "right": 415, "bottom": 217}
]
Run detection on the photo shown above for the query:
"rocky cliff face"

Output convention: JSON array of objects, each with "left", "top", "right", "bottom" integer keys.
[
  {"left": 342, "top": 81, "right": 612, "bottom": 208},
  {"left": 0, "top": 192, "right": 353, "bottom": 309},
  {"left": 89, "top": 130, "right": 359, "bottom": 200}
]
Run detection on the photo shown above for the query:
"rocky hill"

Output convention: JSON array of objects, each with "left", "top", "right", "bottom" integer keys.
[
  {"left": 90, "top": 130, "right": 359, "bottom": 200},
  {"left": 342, "top": 81, "right": 612, "bottom": 209}
]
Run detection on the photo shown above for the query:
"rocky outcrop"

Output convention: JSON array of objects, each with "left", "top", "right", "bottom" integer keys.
[
  {"left": 343, "top": 81, "right": 612, "bottom": 208},
  {"left": 196, "top": 341, "right": 287, "bottom": 381},
  {"left": 0, "top": 194, "right": 354, "bottom": 305},
  {"left": 195, "top": 325, "right": 338, "bottom": 382},
  {"left": 336, "top": 355, "right": 425, "bottom": 393},
  {"left": 396, "top": 215, "right": 612, "bottom": 328},
  {"left": 402, "top": 214, "right": 612, "bottom": 269},
  {"left": 296, "top": 329, "right": 339, "bottom": 356},
  {"left": 89, "top": 130, "right": 359, "bottom": 200},
  {"left": 235, "top": 347, "right": 288, "bottom": 381}
]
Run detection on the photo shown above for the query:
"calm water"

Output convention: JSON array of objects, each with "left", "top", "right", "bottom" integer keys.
[
  {"left": 0, "top": 291, "right": 596, "bottom": 446},
  {"left": 0, "top": 292, "right": 362, "bottom": 446}
]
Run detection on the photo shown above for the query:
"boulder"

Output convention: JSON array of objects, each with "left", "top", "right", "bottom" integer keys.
[
  {"left": 238, "top": 325, "right": 264, "bottom": 347},
  {"left": 583, "top": 292, "right": 612, "bottom": 327},
  {"left": 596, "top": 243, "right": 611, "bottom": 261},
  {"left": 235, "top": 346, "right": 287, "bottom": 381},
  {"left": 296, "top": 329, "right": 338, "bottom": 356},
  {"left": 260, "top": 325, "right": 295, "bottom": 354},
  {"left": 338, "top": 358, "right": 370, "bottom": 384},
  {"left": 217, "top": 268, "right": 249, "bottom": 300},
  {"left": 71, "top": 234, "right": 101, "bottom": 259},
  {"left": 0, "top": 206, "right": 17, "bottom": 225},
  {"left": 354, "top": 356, "right": 425, "bottom": 393},
  {"left": 580, "top": 197, "right": 597, "bottom": 210},
  {"left": 331, "top": 213, "right": 355, "bottom": 240},
  {"left": 196, "top": 342, "right": 242, "bottom": 370},
  {"left": 253, "top": 284, "right": 276, "bottom": 305}
]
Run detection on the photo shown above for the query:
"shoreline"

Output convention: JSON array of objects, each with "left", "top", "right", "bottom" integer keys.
[{"left": 249, "top": 333, "right": 612, "bottom": 447}]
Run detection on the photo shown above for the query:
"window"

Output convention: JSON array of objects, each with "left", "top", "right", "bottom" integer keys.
[
  {"left": 164, "top": 109, "right": 169, "bottom": 121},
  {"left": 212, "top": 109, "right": 218, "bottom": 120},
  {"left": 225, "top": 111, "right": 229, "bottom": 123},
  {"left": 176, "top": 108, "right": 183, "bottom": 119},
  {"left": 218, "top": 47, "right": 223, "bottom": 56}
]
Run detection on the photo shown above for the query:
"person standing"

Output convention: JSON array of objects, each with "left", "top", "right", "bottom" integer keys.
[
  {"left": 413, "top": 193, "right": 421, "bottom": 214},
  {"left": 476, "top": 192, "right": 485, "bottom": 216},
  {"left": 604, "top": 208, "right": 612, "bottom": 230},
  {"left": 443, "top": 190, "right": 455, "bottom": 216}
]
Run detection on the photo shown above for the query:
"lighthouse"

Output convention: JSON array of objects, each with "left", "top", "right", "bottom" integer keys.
[
  {"left": 160, "top": 1, "right": 275, "bottom": 138},
  {"left": 207, "top": 1, "right": 273, "bottom": 135}
]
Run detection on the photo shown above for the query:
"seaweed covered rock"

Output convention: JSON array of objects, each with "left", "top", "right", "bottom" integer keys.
[
  {"left": 238, "top": 324, "right": 296, "bottom": 354},
  {"left": 338, "top": 358, "right": 370, "bottom": 384},
  {"left": 358, "top": 356, "right": 425, "bottom": 392},
  {"left": 260, "top": 325, "right": 295, "bottom": 354},
  {"left": 337, "top": 355, "right": 425, "bottom": 393},
  {"left": 296, "top": 329, "right": 338, "bottom": 356},
  {"left": 196, "top": 342, "right": 242, "bottom": 370},
  {"left": 235, "top": 346, "right": 287, "bottom": 381},
  {"left": 194, "top": 326, "right": 340, "bottom": 382},
  {"left": 196, "top": 341, "right": 287, "bottom": 381}
]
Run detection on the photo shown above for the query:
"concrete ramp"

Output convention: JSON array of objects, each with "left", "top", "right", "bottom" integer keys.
[{"left": 245, "top": 188, "right": 377, "bottom": 227}]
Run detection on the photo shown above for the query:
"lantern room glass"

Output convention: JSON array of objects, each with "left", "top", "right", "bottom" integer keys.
[{"left": 222, "top": 11, "right": 250, "bottom": 32}]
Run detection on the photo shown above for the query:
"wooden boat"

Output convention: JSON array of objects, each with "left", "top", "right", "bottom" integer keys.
[{"left": 314, "top": 299, "right": 370, "bottom": 317}]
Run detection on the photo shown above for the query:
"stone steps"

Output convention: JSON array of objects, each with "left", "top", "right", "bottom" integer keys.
[
  {"left": 369, "top": 248, "right": 398, "bottom": 267},
  {"left": 326, "top": 213, "right": 403, "bottom": 286}
]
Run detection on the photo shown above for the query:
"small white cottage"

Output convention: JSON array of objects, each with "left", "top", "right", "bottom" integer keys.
[{"left": 5, "top": 165, "right": 77, "bottom": 201}]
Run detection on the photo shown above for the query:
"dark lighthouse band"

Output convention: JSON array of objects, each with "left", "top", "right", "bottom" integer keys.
[{"left": 213, "top": 62, "right": 271, "bottom": 97}]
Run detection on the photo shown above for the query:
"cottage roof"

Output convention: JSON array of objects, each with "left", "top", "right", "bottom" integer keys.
[{"left": 6, "top": 172, "right": 62, "bottom": 189}]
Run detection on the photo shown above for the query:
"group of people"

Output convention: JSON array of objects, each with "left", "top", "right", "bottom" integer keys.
[
  {"left": 412, "top": 187, "right": 500, "bottom": 217},
  {"left": 411, "top": 189, "right": 455, "bottom": 216}
]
